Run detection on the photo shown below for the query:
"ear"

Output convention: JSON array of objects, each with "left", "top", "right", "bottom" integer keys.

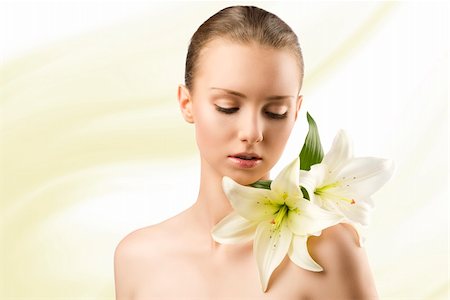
[
  {"left": 177, "top": 84, "right": 194, "bottom": 123},
  {"left": 294, "top": 95, "right": 303, "bottom": 121}
]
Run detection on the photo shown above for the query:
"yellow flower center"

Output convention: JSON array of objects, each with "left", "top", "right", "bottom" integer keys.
[
  {"left": 315, "top": 181, "right": 356, "bottom": 204},
  {"left": 270, "top": 204, "right": 288, "bottom": 230}
]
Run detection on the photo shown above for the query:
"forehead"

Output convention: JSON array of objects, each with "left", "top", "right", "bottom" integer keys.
[{"left": 194, "top": 39, "right": 300, "bottom": 97}]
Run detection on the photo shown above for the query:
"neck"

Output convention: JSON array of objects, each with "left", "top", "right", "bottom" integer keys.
[{"left": 190, "top": 158, "right": 235, "bottom": 251}]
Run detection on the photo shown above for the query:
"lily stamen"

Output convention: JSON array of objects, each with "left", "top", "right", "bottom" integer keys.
[
  {"left": 340, "top": 196, "right": 356, "bottom": 204},
  {"left": 271, "top": 205, "right": 288, "bottom": 229},
  {"left": 317, "top": 182, "right": 341, "bottom": 190},
  {"left": 315, "top": 188, "right": 356, "bottom": 205}
]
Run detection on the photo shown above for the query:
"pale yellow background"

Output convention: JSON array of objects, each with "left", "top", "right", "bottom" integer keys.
[{"left": 0, "top": 1, "right": 448, "bottom": 299}]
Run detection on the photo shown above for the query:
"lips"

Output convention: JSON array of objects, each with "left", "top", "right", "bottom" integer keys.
[
  {"left": 229, "top": 152, "right": 262, "bottom": 160},
  {"left": 228, "top": 152, "right": 262, "bottom": 169}
]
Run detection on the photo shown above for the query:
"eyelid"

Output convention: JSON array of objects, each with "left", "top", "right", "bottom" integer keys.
[
  {"left": 214, "top": 101, "right": 236, "bottom": 108},
  {"left": 265, "top": 111, "right": 288, "bottom": 119},
  {"left": 265, "top": 103, "right": 288, "bottom": 112},
  {"left": 215, "top": 104, "right": 238, "bottom": 114},
  {"left": 265, "top": 103, "right": 288, "bottom": 117},
  {"left": 214, "top": 104, "right": 288, "bottom": 119}
]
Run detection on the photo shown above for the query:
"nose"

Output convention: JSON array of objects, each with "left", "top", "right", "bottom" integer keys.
[{"left": 238, "top": 110, "right": 264, "bottom": 145}]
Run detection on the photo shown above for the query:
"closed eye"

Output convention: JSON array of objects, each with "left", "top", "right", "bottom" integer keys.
[
  {"left": 215, "top": 105, "right": 287, "bottom": 119},
  {"left": 265, "top": 111, "right": 288, "bottom": 119},
  {"left": 215, "top": 105, "right": 239, "bottom": 114}
]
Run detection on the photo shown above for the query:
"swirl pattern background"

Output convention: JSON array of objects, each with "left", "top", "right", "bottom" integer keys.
[{"left": 0, "top": 1, "right": 448, "bottom": 299}]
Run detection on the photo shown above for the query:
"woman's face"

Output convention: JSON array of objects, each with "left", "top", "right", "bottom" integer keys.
[{"left": 178, "top": 38, "right": 303, "bottom": 185}]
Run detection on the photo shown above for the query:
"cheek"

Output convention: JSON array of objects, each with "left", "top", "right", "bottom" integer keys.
[
  {"left": 194, "top": 107, "right": 229, "bottom": 155},
  {"left": 265, "top": 121, "right": 295, "bottom": 152}
]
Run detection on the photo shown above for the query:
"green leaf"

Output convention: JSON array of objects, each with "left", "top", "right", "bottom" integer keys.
[
  {"left": 249, "top": 180, "right": 272, "bottom": 190},
  {"left": 299, "top": 112, "right": 324, "bottom": 171},
  {"left": 300, "top": 186, "right": 310, "bottom": 201}
]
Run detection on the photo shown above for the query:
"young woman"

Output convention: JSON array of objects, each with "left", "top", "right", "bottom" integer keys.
[{"left": 114, "top": 5, "right": 379, "bottom": 299}]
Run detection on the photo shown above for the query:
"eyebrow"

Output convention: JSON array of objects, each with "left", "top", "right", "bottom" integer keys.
[{"left": 209, "top": 87, "right": 295, "bottom": 100}]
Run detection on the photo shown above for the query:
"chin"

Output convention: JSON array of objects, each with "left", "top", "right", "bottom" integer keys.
[{"left": 227, "top": 171, "right": 269, "bottom": 186}]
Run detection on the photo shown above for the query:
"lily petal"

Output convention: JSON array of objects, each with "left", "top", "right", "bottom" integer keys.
[
  {"left": 288, "top": 234, "right": 323, "bottom": 271},
  {"left": 223, "top": 176, "right": 278, "bottom": 221},
  {"left": 270, "top": 157, "right": 301, "bottom": 202},
  {"left": 324, "top": 199, "right": 371, "bottom": 226},
  {"left": 333, "top": 157, "right": 395, "bottom": 198},
  {"left": 298, "top": 165, "right": 327, "bottom": 202},
  {"left": 343, "top": 201, "right": 372, "bottom": 226},
  {"left": 211, "top": 211, "right": 259, "bottom": 244},
  {"left": 322, "top": 129, "right": 353, "bottom": 172},
  {"left": 254, "top": 218, "right": 292, "bottom": 292},
  {"left": 287, "top": 199, "right": 343, "bottom": 236}
]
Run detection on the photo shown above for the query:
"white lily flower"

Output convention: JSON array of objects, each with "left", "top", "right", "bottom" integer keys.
[
  {"left": 298, "top": 129, "right": 395, "bottom": 246},
  {"left": 211, "top": 157, "right": 343, "bottom": 292}
]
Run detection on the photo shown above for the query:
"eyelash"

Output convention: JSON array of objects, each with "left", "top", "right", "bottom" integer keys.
[{"left": 214, "top": 105, "right": 288, "bottom": 120}]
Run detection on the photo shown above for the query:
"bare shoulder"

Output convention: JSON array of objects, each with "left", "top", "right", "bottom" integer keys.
[
  {"left": 308, "top": 223, "right": 361, "bottom": 264},
  {"left": 114, "top": 209, "right": 189, "bottom": 263},
  {"left": 113, "top": 220, "right": 171, "bottom": 299},
  {"left": 307, "top": 223, "right": 379, "bottom": 300},
  {"left": 114, "top": 224, "right": 160, "bottom": 262},
  {"left": 114, "top": 225, "right": 154, "bottom": 299}
]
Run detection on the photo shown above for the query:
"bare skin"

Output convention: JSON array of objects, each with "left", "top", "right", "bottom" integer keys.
[
  {"left": 114, "top": 211, "right": 379, "bottom": 299},
  {"left": 114, "top": 39, "right": 379, "bottom": 299}
]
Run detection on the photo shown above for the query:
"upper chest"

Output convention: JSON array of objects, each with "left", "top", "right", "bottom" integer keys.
[{"left": 131, "top": 246, "right": 324, "bottom": 300}]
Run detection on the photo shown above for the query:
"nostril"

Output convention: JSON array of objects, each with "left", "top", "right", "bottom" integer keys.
[
  {"left": 240, "top": 135, "right": 263, "bottom": 144},
  {"left": 238, "top": 117, "right": 263, "bottom": 144}
]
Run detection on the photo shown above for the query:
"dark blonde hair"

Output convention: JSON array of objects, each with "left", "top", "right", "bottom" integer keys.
[{"left": 184, "top": 5, "right": 304, "bottom": 94}]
